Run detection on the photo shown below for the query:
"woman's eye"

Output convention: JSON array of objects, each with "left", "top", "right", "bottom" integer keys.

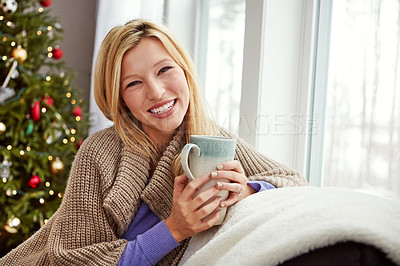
[
  {"left": 158, "top": 66, "right": 172, "bottom": 75},
  {"left": 126, "top": 81, "right": 141, "bottom": 88}
]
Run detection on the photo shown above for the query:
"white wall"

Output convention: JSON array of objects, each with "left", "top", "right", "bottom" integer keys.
[{"left": 50, "top": 0, "right": 96, "bottom": 101}]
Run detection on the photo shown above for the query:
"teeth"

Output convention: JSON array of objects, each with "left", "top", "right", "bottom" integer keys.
[{"left": 150, "top": 100, "right": 175, "bottom": 114}]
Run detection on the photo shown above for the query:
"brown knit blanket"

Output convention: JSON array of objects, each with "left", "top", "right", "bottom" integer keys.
[{"left": 0, "top": 126, "right": 307, "bottom": 265}]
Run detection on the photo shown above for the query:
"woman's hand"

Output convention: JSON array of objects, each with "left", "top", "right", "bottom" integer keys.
[
  {"left": 211, "top": 160, "right": 256, "bottom": 207},
  {"left": 165, "top": 173, "right": 222, "bottom": 243}
]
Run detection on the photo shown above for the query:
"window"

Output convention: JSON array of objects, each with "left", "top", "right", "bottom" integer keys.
[
  {"left": 200, "top": 0, "right": 246, "bottom": 133},
  {"left": 322, "top": 0, "right": 400, "bottom": 198},
  {"left": 167, "top": 0, "right": 399, "bottom": 199}
]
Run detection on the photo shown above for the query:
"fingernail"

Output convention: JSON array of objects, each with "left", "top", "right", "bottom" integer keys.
[
  {"left": 211, "top": 172, "right": 217, "bottom": 178},
  {"left": 216, "top": 182, "right": 222, "bottom": 188},
  {"left": 217, "top": 164, "right": 223, "bottom": 170},
  {"left": 220, "top": 203, "right": 225, "bottom": 208}
]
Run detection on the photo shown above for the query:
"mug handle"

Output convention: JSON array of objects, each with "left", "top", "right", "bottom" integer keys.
[{"left": 181, "top": 143, "right": 201, "bottom": 181}]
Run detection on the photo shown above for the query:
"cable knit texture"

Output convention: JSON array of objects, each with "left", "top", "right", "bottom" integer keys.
[{"left": 0, "top": 126, "right": 307, "bottom": 265}]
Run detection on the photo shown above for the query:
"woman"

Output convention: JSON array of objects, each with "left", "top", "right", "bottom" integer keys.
[{"left": 0, "top": 19, "right": 307, "bottom": 265}]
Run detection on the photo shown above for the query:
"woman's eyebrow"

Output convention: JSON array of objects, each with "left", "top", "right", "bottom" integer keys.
[
  {"left": 121, "top": 58, "right": 174, "bottom": 83},
  {"left": 153, "top": 58, "right": 174, "bottom": 67},
  {"left": 121, "top": 73, "right": 138, "bottom": 84}
]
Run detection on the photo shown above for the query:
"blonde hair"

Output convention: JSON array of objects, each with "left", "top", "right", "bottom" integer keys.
[{"left": 94, "top": 19, "right": 216, "bottom": 176}]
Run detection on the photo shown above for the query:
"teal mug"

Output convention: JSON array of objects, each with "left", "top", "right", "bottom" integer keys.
[{"left": 181, "top": 135, "right": 237, "bottom": 225}]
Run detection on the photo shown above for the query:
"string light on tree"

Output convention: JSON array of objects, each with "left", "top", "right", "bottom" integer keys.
[{"left": 6, "top": 21, "right": 14, "bottom": 28}]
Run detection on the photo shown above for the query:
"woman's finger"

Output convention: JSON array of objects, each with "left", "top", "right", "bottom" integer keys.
[
  {"left": 195, "top": 195, "right": 220, "bottom": 220},
  {"left": 219, "top": 192, "right": 239, "bottom": 207},
  {"left": 211, "top": 170, "right": 245, "bottom": 184},
  {"left": 215, "top": 181, "right": 243, "bottom": 194},
  {"left": 216, "top": 160, "right": 244, "bottom": 174},
  {"left": 191, "top": 185, "right": 221, "bottom": 210},
  {"left": 215, "top": 182, "right": 246, "bottom": 207},
  {"left": 181, "top": 172, "right": 214, "bottom": 199},
  {"left": 199, "top": 209, "right": 221, "bottom": 231},
  {"left": 174, "top": 174, "right": 188, "bottom": 195}
]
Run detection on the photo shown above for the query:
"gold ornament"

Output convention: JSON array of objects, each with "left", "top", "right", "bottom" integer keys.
[
  {"left": 0, "top": 122, "right": 6, "bottom": 134},
  {"left": 4, "top": 216, "right": 21, "bottom": 234},
  {"left": 4, "top": 225, "right": 18, "bottom": 234},
  {"left": 12, "top": 46, "right": 27, "bottom": 63},
  {"left": 50, "top": 157, "right": 64, "bottom": 174}
]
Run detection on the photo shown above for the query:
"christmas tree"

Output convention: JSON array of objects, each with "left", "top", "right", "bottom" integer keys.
[{"left": 0, "top": 0, "right": 88, "bottom": 255}]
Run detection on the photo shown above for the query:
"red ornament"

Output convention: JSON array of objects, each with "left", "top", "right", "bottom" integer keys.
[
  {"left": 72, "top": 106, "right": 82, "bottom": 118},
  {"left": 31, "top": 101, "right": 40, "bottom": 121},
  {"left": 41, "top": 95, "right": 54, "bottom": 107},
  {"left": 28, "top": 175, "right": 41, "bottom": 188},
  {"left": 77, "top": 137, "right": 84, "bottom": 149},
  {"left": 40, "top": 0, "right": 52, "bottom": 7},
  {"left": 52, "top": 48, "right": 63, "bottom": 59}
]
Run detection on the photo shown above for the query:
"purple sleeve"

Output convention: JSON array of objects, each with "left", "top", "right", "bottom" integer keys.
[
  {"left": 247, "top": 181, "right": 275, "bottom": 192},
  {"left": 117, "top": 220, "right": 179, "bottom": 266}
]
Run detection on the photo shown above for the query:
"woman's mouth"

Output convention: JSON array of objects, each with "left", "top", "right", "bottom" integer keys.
[{"left": 148, "top": 99, "right": 177, "bottom": 115}]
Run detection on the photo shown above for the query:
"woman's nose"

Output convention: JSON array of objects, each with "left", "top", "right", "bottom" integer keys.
[{"left": 146, "top": 78, "right": 166, "bottom": 100}]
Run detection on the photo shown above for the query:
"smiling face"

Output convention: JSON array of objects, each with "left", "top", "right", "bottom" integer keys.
[{"left": 120, "top": 37, "right": 190, "bottom": 145}]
